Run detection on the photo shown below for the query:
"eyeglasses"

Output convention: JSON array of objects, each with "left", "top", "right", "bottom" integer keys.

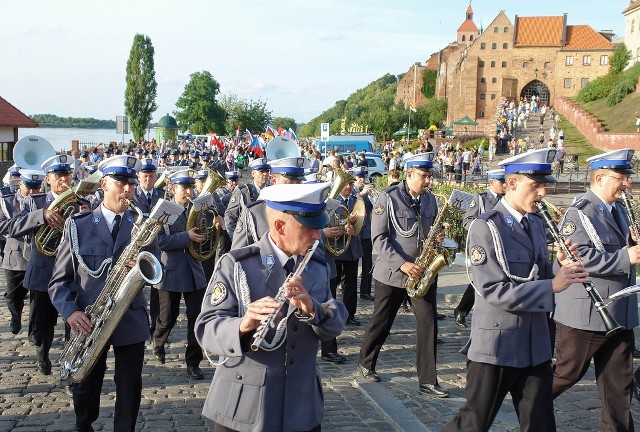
[{"left": 602, "top": 174, "right": 632, "bottom": 185}]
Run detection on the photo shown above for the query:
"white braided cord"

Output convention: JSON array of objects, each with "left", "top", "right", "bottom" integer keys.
[
  {"left": 387, "top": 198, "right": 418, "bottom": 238},
  {"left": 68, "top": 218, "right": 112, "bottom": 278},
  {"left": 578, "top": 210, "right": 605, "bottom": 252},
  {"left": 245, "top": 207, "right": 258, "bottom": 245}
]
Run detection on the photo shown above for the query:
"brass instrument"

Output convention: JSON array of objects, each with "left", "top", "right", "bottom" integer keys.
[
  {"left": 542, "top": 198, "right": 565, "bottom": 223},
  {"left": 536, "top": 200, "right": 624, "bottom": 337},
  {"left": 251, "top": 239, "right": 320, "bottom": 351},
  {"left": 325, "top": 168, "right": 360, "bottom": 256},
  {"left": 35, "top": 183, "right": 84, "bottom": 257},
  {"left": 60, "top": 199, "right": 183, "bottom": 383},
  {"left": 186, "top": 168, "right": 225, "bottom": 261},
  {"left": 404, "top": 190, "right": 472, "bottom": 298}
]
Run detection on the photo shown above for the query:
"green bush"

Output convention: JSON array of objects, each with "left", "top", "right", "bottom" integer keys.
[
  {"left": 605, "top": 77, "right": 637, "bottom": 106},
  {"left": 576, "top": 74, "right": 618, "bottom": 102}
]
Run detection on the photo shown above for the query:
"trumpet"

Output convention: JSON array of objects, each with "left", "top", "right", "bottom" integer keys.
[{"left": 251, "top": 240, "right": 320, "bottom": 351}]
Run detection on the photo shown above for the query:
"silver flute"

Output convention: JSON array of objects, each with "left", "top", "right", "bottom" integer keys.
[{"left": 251, "top": 239, "right": 320, "bottom": 351}]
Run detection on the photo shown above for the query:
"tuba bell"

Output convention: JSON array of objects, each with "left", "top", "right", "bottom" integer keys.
[
  {"left": 13, "top": 135, "right": 57, "bottom": 171},
  {"left": 324, "top": 168, "right": 357, "bottom": 256},
  {"left": 35, "top": 183, "right": 85, "bottom": 256},
  {"left": 265, "top": 136, "right": 301, "bottom": 160},
  {"left": 186, "top": 168, "right": 226, "bottom": 261}
]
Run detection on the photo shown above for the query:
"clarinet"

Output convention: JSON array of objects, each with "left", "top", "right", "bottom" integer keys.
[
  {"left": 621, "top": 191, "right": 640, "bottom": 243},
  {"left": 251, "top": 239, "right": 320, "bottom": 351},
  {"left": 536, "top": 201, "right": 624, "bottom": 337}
]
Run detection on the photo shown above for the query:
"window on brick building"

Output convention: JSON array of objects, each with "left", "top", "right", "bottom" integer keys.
[
  {"left": 462, "top": 35, "right": 466, "bottom": 41},
  {"left": 503, "top": 43, "right": 508, "bottom": 49},
  {"left": 494, "top": 27, "right": 499, "bottom": 32},
  {"left": 479, "top": 111, "right": 485, "bottom": 118},
  {"left": 581, "top": 78, "right": 589, "bottom": 88},
  {"left": 633, "top": 19, "right": 636, "bottom": 33},
  {"left": 544, "top": 62, "right": 551, "bottom": 69},
  {"left": 502, "top": 61, "right": 507, "bottom": 67},
  {"left": 480, "top": 94, "right": 486, "bottom": 100},
  {"left": 491, "top": 61, "right": 496, "bottom": 67},
  {"left": 504, "top": 27, "right": 509, "bottom": 32},
  {"left": 480, "top": 77, "right": 486, "bottom": 83},
  {"left": 492, "top": 77, "right": 497, "bottom": 83},
  {"left": 523, "top": 62, "right": 529, "bottom": 68},
  {"left": 479, "top": 60, "right": 485, "bottom": 67},
  {"left": 564, "top": 78, "right": 572, "bottom": 88},
  {"left": 492, "top": 43, "right": 497, "bottom": 49},
  {"left": 600, "top": 55, "right": 608, "bottom": 65},
  {"left": 566, "top": 56, "right": 573, "bottom": 66},
  {"left": 481, "top": 42, "right": 486, "bottom": 49},
  {"left": 583, "top": 55, "right": 591, "bottom": 65},
  {"left": 470, "top": 35, "right": 474, "bottom": 41},
  {"left": 491, "top": 94, "right": 496, "bottom": 100}
]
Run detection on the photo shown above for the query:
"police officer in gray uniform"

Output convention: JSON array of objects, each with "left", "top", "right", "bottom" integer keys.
[
  {"left": 49, "top": 155, "right": 150, "bottom": 432},
  {"left": 351, "top": 166, "right": 375, "bottom": 301},
  {"left": 153, "top": 169, "right": 208, "bottom": 380},
  {"left": 231, "top": 157, "right": 308, "bottom": 250},
  {"left": 195, "top": 182, "right": 347, "bottom": 432},
  {"left": 553, "top": 149, "right": 639, "bottom": 431},
  {"left": 453, "top": 169, "right": 505, "bottom": 328},
  {"left": 357, "top": 153, "right": 448, "bottom": 397},
  {"left": 9, "top": 155, "right": 89, "bottom": 375},
  {"left": 224, "top": 158, "right": 270, "bottom": 238},
  {"left": 444, "top": 149, "right": 587, "bottom": 431},
  {"left": 0, "top": 169, "right": 44, "bottom": 334}
]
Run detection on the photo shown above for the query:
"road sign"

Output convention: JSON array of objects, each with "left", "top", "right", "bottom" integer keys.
[
  {"left": 320, "top": 123, "right": 329, "bottom": 141},
  {"left": 116, "top": 115, "right": 130, "bottom": 134}
]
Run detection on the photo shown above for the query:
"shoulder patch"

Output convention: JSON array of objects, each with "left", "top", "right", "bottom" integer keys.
[
  {"left": 469, "top": 199, "right": 476, "bottom": 208},
  {"left": 210, "top": 282, "right": 227, "bottom": 306},
  {"left": 374, "top": 203, "right": 385, "bottom": 215},
  {"left": 469, "top": 246, "right": 486, "bottom": 265},
  {"left": 562, "top": 221, "right": 576, "bottom": 236}
]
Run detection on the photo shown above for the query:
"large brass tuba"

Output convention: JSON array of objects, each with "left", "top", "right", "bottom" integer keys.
[
  {"left": 35, "top": 184, "right": 85, "bottom": 256},
  {"left": 325, "top": 168, "right": 355, "bottom": 256},
  {"left": 186, "top": 168, "right": 225, "bottom": 261}
]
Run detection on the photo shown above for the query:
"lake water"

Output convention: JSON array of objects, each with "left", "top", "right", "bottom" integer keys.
[{"left": 17, "top": 127, "right": 154, "bottom": 152}]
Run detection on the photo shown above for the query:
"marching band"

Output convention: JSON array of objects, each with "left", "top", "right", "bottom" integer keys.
[{"left": 2, "top": 134, "right": 640, "bottom": 431}]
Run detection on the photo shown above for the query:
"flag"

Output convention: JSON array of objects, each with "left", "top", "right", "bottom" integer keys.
[
  {"left": 409, "top": 103, "right": 417, "bottom": 113},
  {"left": 236, "top": 124, "right": 241, "bottom": 145},
  {"left": 211, "top": 136, "right": 224, "bottom": 151},
  {"left": 281, "top": 128, "right": 293, "bottom": 140},
  {"left": 264, "top": 128, "right": 274, "bottom": 141},
  {"left": 250, "top": 136, "right": 264, "bottom": 157},
  {"left": 267, "top": 125, "right": 279, "bottom": 137},
  {"left": 245, "top": 129, "right": 254, "bottom": 143},
  {"left": 287, "top": 128, "right": 298, "bottom": 141}
]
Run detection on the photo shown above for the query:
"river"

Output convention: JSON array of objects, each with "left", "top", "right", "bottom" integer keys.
[{"left": 17, "top": 127, "right": 156, "bottom": 152}]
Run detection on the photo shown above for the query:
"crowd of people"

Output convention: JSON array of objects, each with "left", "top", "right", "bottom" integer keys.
[{"left": 1, "top": 129, "right": 639, "bottom": 431}]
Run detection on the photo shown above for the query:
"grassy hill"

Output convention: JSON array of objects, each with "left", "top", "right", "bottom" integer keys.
[{"left": 580, "top": 91, "right": 640, "bottom": 133}]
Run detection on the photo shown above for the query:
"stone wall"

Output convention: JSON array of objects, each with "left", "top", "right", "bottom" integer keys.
[{"left": 555, "top": 96, "right": 640, "bottom": 151}]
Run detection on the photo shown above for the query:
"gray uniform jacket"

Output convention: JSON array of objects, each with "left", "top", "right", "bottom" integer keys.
[
  {"left": 157, "top": 206, "right": 207, "bottom": 292},
  {"left": 555, "top": 189, "right": 638, "bottom": 331},
  {"left": 48, "top": 207, "right": 149, "bottom": 346},
  {"left": 224, "top": 184, "right": 260, "bottom": 239},
  {"left": 231, "top": 200, "right": 268, "bottom": 250},
  {"left": 9, "top": 192, "right": 88, "bottom": 292},
  {"left": 371, "top": 181, "right": 437, "bottom": 288},
  {"left": 334, "top": 194, "right": 363, "bottom": 262},
  {"left": 463, "top": 191, "right": 501, "bottom": 230},
  {"left": 133, "top": 186, "right": 164, "bottom": 217},
  {"left": 463, "top": 201, "right": 555, "bottom": 367},
  {"left": 195, "top": 234, "right": 347, "bottom": 432},
  {"left": 0, "top": 193, "right": 33, "bottom": 271}
]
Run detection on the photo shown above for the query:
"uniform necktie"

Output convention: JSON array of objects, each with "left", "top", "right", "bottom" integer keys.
[
  {"left": 521, "top": 216, "right": 533, "bottom": 242},
  {"left": 611, "top": 205, "right": 625, "bottom": 232},
  {"left": 284, "top": 257, "right": 295, "bottom": 274},
  {"left": 111, "top": 214, "right": 121, "bottom": 242},
  {"left": 147, "top": 192, "right": 152, "bottom": 205}
]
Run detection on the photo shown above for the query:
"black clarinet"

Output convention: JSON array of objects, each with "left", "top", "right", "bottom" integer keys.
[{"left": 536, "top": 201, "right": 624, "bottom": 337}]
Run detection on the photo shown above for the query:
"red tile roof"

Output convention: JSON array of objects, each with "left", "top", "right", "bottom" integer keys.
[
  {"left": 458, "top": 19, "right": 478, "bottom": 33},
  {"left": 0, "top": 96, "right": 38, "bottom": 128},
  {"left": 623, "top": 0, "right": 640, "bottom": 14},
  {"left": 515, "top": 16, "right": 564, "bottom": 47},
  {"left": 564, "top": 25, "right": 614, "bottom": 50}
]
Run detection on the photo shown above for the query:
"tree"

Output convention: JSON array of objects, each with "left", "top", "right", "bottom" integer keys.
[
  {"left": 273, "top": 116, "right": 297, "bottom": 131},
  {"left": 609, "top": 43, "right": 632, "bottom": 75},
  {"left": 174, "top": 71, "right": 226, "bottom": 135},
  {"left": 220, "top": 94, "right": 272, "bottom": 134},
  {"left": 124, "top": 34, "right": 158, "bottom": 140},
  {"left": 421, "top": 69, "right": 437, "bottom": 99}
]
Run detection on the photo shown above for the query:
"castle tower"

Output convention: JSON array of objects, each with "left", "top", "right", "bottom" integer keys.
[{"left": 457, "top": 2, "right": 479, "bottom": 46}]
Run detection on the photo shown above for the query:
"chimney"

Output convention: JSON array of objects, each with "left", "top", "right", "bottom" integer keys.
[{"left": 561, "top": 13, "right": 568, "bottom": 47}]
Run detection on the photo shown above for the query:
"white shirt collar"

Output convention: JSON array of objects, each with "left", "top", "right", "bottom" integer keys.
[
  {"left": 100, "top": 204, "right": 125, "bottom": 229},
  {"left": 500, "top": 197, "right": 527, "bottom": 224},
  {"left": 591, "top": 190, "right": 613, "bottom": 213},
  {"left": 267, "top": 234, "right": 298, "bottom": 268}
]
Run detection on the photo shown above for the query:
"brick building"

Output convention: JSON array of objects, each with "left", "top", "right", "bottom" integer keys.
[
  {"left": 623, "top": 0, "right": 640, "bottom": 66},
  {"left": 396, "top": 6, "right": 615, "bottom": 129}
]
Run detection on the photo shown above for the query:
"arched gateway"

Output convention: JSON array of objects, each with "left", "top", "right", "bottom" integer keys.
[{"left": 520, "top": 80, "right": 550, "bottom": 107}]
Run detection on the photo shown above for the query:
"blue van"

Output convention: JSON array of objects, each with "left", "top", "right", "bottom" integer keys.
[{"left": 316, "top": 134, "right": 376, "bottom": 154}]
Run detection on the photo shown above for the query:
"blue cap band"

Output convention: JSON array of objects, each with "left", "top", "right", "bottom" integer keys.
[
  {"left": 140, "top": 164, "right": 156, "bottom": 171},
  {"left": 271, "top": 167, "right": 305, "bottom": 175},
  {"left": 251, "top": 164, "right": 270, "bottom": 171},
  {"left": 590, "top": 160, "right": 632, "bottom": 170},
  {"left": 170, "top": 176, "right": 195, "bottom": 184},
  {"left": 487, "top": 173, "right": 505, "bottom": 179},
  {"left": 45, "top": 163, "right": 71, "bottom": 173},
  {"left": 265, "top": 200, "right": 325, "bottom": 213},
  {"left": 504, "top": 163, "right": 551, "bottom": 174}
]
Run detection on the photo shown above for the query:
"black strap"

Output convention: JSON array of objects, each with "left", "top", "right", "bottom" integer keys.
[{"left": 111, "top": 214, "right": 121, "bottom": 242}]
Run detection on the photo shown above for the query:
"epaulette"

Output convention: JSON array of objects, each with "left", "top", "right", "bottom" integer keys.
[
  {"left": 30, "top": 192, "right": 47, "bottom": 198},
  {"left": 478, "top": 209, "right": 499, "bottom": 221},
  {"left": 383, "top": 183, "right": 398, "bottom": 193},
  {"left": 227, "top": 244, "right": 261, "bottom": 261},
  {"left": 0, "top": 192, "right": 15, "bottom": 199},
  {"left": 71, "top": 209, "right": 93, "bottom": 219},
  {"left": 572, "top": 198, "right": 588, "bottom": 210},
  {"left": 245, "top": 199, "right": 264, "bottom": 210}
]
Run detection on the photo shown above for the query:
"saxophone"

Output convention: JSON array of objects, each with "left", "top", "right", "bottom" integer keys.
[
  {"left": 59, "top": 199, "right": 179, "bottom": 384},
  {"left": 403, "top": 189, "right": 473, "bottom": 298}
]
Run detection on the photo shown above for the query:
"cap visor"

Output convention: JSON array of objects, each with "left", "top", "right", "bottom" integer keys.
[
  {"left": 611, "top": 168, "right": 635, "bottom": 175},
  {"left": 109, "top": 174, "right": 139, "bottom": 185},
  {"left": 293, "top": 212, "right": 328, "bottom": 229},
  {"left": 523, "top": 173, "right": 556, "bottom": 183}
]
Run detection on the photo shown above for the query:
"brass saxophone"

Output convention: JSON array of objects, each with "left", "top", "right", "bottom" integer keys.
[
  {"left": 59, "top": 200, "right": 175, "bottom": 384},
  {"left": 186, "top": 168, "right": 225, "bottom": 261},
  {"left": 35, "top": 183, "right": 85, "bottom": 257}
]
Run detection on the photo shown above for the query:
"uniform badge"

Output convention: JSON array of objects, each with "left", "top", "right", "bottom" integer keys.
[
  {"left": 92, "top": 216, "right": 101, "bottom": 225},
  {"left": 596, "top": 204, "right": 604, "bottom": 213},
  {"left": 235, "top": 220, "right": 243, "bottom": 233},
  {"left": 126, "top": 214, "right": 133, "bottom": 223},
  {"left": 562, "top": 221, "right": 576, "bottom": 236},
  {"left": 230, "top": 195, "right": 236, "bottom": 204},
  {"left": 470, "top": 246, "right": 486, "bottom": 265},
  {"left": 374, "top": 204, "right": 385, "bottom": 215},
  {"left": 263, "top": 255, "right": 275, "bottom": 269},
  {"left": 210, "top": 282, "right": 227, "bottom": 306},
  {"left": 469, "top": 199, "right": 476, "bottom": 208},
  {"left": 504, "top": 215, "right": 514, "bottom": 228}
]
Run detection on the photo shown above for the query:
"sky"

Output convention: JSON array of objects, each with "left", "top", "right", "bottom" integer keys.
[{"left": 0, "top": 0, "right": 626, "bottom": 126}]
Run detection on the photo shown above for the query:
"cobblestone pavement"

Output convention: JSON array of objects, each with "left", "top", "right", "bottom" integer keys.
[{"left": 1, "top": 261, "right": 640, "bottom": 431}]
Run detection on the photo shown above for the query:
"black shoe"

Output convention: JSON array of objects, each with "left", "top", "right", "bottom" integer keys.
[
  {"left": 360, "top": 294, "right": 375, "bottom": 301},
  {"left": 153, "top": 346, "right": 166, "bottom": 364},
  {"left": 634, "top": 348, "right": 640, "bottom": 359},
  {"left": 346, "top": 317, "right": 361, "bottom": 326},
  {"left": 357, "top": 364, "right": 380, "bottom": 382},
  {"left": 419, "top": 383, "right": 449, "bottom": 398},
  {"left": 64, "top": 384, "right": 74, "bottom": 397},
  {"left": 36, "top": 360, "right": 52, "bottom": 375},
  {"left": 187, "top": 365, "right": 204, "bottom": 380},
  {"left": 10, "top": 318, "right": 21, "bottom": 335},
  {"left": 436, "top": 312, "right": 446, "bottom": 320},
  {"left": 321, "top": 353, "right": 346, "bottom": 364},
  {"left": 454, "top": 309, "right": 468, "bottom": 328}
]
